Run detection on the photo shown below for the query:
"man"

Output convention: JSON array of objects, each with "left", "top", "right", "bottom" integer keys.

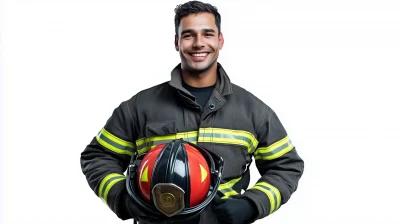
[{"left": 80, "top": 1, "right": 304, "bottom": 224}]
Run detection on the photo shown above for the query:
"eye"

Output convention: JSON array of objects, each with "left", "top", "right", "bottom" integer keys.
[{"left": 205, "top": 33, "right": 214, "bottom": 36}]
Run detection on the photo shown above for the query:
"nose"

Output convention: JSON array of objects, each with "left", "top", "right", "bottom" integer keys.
[{"left": 192, "top": 35, "right": 205, "bottom": 48}]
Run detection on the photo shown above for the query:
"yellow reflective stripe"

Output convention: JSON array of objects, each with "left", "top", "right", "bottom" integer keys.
[
  {"left": 136, "top": 131, "right": 198, "bottom": 146},
  {"left": 100, "top": 128, "right": 134, "bottom": 148},
  {"left": 218, "top": 177, "right": 241, "bottom": 190},
  {"left": 138, "top": 140, "right": 197, "bottom": 155},
  {"left": 96, "top": 128, "right": 134, "bottom": 156},
  {"left": 221, "top": 191, "right": 239, "bottom": 199},
  {"left": 103, "top": 178, "right": 125, "bottom": 205},
  {"left": 134, "top": 128, "right": 258, "bottom": 155},
  {"left": 250, "top": 182, "right": 281, "bottom": 214},
  {"left": 255, "top": 136, "right": 293, "bottom": 160},
  {"left": 136, "top": 131, "right": 198, "bottom": 155},
  {"left": 96, "top": 136, "right": 134, "bottom": 156},
  {"left": 252, "top": 186, "right": 276, "bottom": 213},
  {"left": 198, "top": 128, "right": 258, "bottom": 153},
  {"left": 257, "top": 182, "right": 281, "bottom": 206},
  {"left": 98, "top": 173, "right": 126, "bottom": 205},
  {"left": 218, "top": 176, "right": 242, "bottom": 199},
  {"left": 256, "top": 136, "right": 290, "bottom": 153}
]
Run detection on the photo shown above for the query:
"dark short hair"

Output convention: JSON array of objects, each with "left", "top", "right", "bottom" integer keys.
[{"left": 174, "top": 1, "right": 221, "bottom": 36}]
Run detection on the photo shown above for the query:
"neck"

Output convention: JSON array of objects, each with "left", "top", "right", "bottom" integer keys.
[{"left": 181, "top": 63, "right": 218, "bottom": 88}]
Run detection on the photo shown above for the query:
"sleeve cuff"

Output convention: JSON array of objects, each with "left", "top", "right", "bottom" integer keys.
[
  {"left": 242, "top": 190, "right": 270, "bottom": 220},
  {"left": 97, "top": 174, "right": 127, "bottom": 218},
  {"left": 115, "top": 188, "right": 132, "bottom": 220}
]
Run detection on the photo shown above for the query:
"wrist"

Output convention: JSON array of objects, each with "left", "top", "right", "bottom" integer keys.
[{"left": 242, "top": 198, "right": 257, "bottom": 222}]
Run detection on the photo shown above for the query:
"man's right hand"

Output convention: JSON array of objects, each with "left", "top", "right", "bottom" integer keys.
[{"left": 118, "top": 190, "right": 165, "bottom": 223}]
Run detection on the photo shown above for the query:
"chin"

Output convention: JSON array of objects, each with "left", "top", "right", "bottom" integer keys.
[
  {"left": 186, "top": 60, "right": 216, "bottom": 73},
  {"left": 190, "top": 63, "right": 210, "bottom": 71}
]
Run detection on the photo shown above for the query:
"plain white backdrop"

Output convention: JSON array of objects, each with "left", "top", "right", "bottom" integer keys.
[{"left": 1, "top": 0, "right": 400, "bottom": 223}]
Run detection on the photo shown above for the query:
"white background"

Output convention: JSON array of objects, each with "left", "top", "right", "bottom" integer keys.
[{"left": 1, "top": 0, "right": 400, "bottom": 223}]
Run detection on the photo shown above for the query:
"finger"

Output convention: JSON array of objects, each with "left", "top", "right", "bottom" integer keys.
[{"left": 213, "top": 203, "right": 229, "bottom": 216}]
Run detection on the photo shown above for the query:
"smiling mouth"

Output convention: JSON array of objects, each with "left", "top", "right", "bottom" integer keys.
[
  {"left": 190, "top": 53, "right": 209, "bottom": 57},
  {"left": 189, "top": 52, "right": 209, "bottom": 61}
]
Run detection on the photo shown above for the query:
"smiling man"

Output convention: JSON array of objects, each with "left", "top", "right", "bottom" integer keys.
[
  {"left": 174, "top": 9, "right": 225, "bottom": 109},
  {"left": 176, "top": 11, "right": 223, "bottom": 86},
  {"left": 80, "top": 1, "right": 304, "bottom": 224}
]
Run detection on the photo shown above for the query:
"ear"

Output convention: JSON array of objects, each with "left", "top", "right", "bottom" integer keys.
[
  {"left": 218, "top": 32, "right": 224, "bottom": 50},
  {"left": 174, "top": 35, "right": 179, "bottom": 51}
]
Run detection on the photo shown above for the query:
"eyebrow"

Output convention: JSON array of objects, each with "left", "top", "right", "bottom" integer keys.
[{"left": 181, "top": 28, "right": 216, "bottom": 36}]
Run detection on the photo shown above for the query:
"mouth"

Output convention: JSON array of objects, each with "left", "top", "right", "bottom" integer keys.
[{"left": 188, "top": 52, "right": 210, "bottom": 61}]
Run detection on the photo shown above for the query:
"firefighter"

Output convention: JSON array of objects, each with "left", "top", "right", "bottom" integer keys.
[{"left": 80, "top": 1, "right": 304, "bottom": 224}]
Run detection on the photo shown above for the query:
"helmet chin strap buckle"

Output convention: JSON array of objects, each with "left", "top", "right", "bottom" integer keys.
[
  {"left": 128, "top": 151, "right": 141, "bottom": 180},
  {"left": 152, "top": 183, "right": 185, "bottom": 217}
]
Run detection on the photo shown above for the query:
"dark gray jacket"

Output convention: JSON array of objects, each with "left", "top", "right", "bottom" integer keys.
[{"left": 80, "top": 63, "right": 304, "bottom": 223}]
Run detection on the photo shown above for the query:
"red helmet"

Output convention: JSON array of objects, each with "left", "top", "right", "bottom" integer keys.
[{"left": 126, "top": 139, "right": 224, "bottom": 222}]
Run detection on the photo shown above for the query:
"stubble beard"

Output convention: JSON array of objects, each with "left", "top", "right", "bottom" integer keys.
[{"left": 181, "top": 52, "right": 218, "bottom": 77}]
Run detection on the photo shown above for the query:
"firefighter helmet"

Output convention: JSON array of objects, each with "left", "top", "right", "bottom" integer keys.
[{"left": 126, "top": 139, "right": 224, "bottom": 222}]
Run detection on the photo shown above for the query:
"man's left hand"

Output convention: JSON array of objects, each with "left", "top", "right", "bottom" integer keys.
[{"left": 213, "top": 197, "right": 257, "bottom": 224}]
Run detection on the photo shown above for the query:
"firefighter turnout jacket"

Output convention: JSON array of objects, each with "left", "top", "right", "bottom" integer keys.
[{"left": 80, "top": 63, "right": 304, "bottom": 223}]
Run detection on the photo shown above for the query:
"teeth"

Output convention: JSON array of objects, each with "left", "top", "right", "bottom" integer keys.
[{"left": 192, "top": 53, "right": 208, "bottom": 57}]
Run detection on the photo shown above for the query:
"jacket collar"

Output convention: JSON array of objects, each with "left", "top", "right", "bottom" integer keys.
[{"left": 169, "top": 62, "right": 233, "bottom": 97}]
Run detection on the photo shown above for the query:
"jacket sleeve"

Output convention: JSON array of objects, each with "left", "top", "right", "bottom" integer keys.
[
  {"left": 80, "top": 99, "right": 137, "bottom": 220},
  {"left": 242, "top": 106, "right": 304, "bottom": 220}
]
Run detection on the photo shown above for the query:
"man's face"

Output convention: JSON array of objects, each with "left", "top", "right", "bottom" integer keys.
[{"left": 175, "top": 13, "right": 224, "bottom": 73}]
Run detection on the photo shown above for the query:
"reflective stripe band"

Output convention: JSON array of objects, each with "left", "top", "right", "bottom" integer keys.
[
  {"left": 199, "top": 128, "right": 258, "bottom": 153},
  {"left": 138, "top": 140, "right": 198, "bottom": 155},
  {"left": 218, "top": 177, "right": 241, "bottom": 199},
  {"left": 136, "top": 131, "right": 198, "bottom": 155},
  {"left": 98, "top": 173, "right": 126, "bottom": 205},
  {"left": 136, "top": 131, "right": 198, "bottom": 147},
  {"left": 135, "top": 128, "right": 258, "bottom": 155},
  {"left": 220, "top": 191, "right": 239, "bottom": 199},
  {"left": 250, "top": 182, "right": 281, "bottom": 214},
  {"left": 255, "top": 136, "right": 293, "bottom": 160},
  {"left": 96, "top": 128, "right": 135, "bottom": 156}
]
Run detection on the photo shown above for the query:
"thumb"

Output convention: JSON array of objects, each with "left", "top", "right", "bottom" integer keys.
[{"left": 212, "top": 194, "right": 225, "bottom": 206}]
